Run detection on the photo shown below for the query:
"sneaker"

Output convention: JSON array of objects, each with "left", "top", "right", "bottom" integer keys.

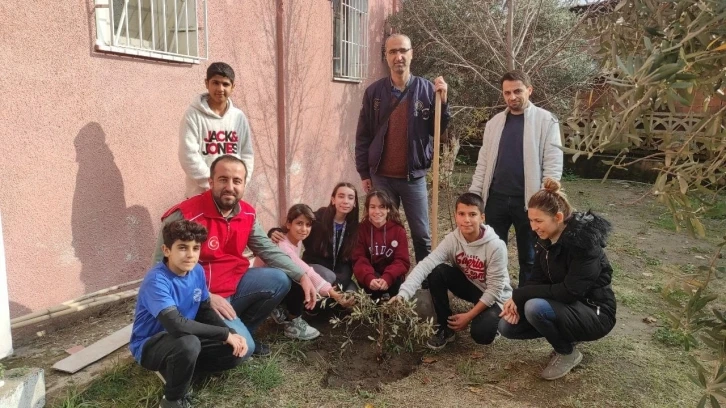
[
  {"left": 271, "top": 307, "right": 288, "bottom": 325},
  {"left": 284, "top": 317, "right": 321, "bottom": 340},
  {"left": 380, "top": 293, "right": 391, "bottom": 302},
  {"left": 159, "top": 395, "right": 192, "bottom": 408},
  {"left": 541, "top": 348, "right": 583, "bottom": 380},
  {"left": 252, "top": 342, "right": 271, "bottom": 357},
  {"left": 426, "top": 328, "right": 455, "bottom": 350}
]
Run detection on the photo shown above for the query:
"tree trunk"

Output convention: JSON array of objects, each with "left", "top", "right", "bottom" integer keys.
[
  {"left": 440, "top": 130, "right": 461, "bottom": 188},
  {"left": 506, "top": 0, "right": 515, "bottom": 70}
]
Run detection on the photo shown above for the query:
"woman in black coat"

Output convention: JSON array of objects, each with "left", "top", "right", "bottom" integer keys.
[{"left": 499, "top": 178, "right": 616, "bottom": 380}]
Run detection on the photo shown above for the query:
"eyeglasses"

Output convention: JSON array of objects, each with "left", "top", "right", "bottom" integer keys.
[{"left": 387, "top": 48, "right": 411, "bottom": 56}]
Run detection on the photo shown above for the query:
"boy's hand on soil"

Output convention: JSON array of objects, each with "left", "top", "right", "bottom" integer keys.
[
  {"left": 226, "top": 333, "right": 248, "bottom": 357},
  {"left": 388, "top": 295, "right": 403, "bottom": 304},
  {"left": 210, "top": 293, "right": 237, "bottom": 320},
  {"left": 447, "top": 313, "right": 473, "bottom": 331},
  {"left": 270, "top": 230, "right": 285, "bottom": 244}
]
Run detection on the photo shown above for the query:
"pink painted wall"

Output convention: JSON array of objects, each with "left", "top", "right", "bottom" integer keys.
[{"left": 0, "top": 0, "right": 393, "bottom": 317}]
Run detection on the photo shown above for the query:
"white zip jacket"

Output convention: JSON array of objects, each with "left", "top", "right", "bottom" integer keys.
[
  {"left": 469, "top": 102, "right": 563, "bottom": 209},
  {"left": 399, "top": 225, "right": 512, "bottom": 308},
  {"left": 179, "top": 93, "right": 254, "bottom": 197}
]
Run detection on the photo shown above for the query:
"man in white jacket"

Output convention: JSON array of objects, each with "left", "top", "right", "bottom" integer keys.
[
  {"left": 469, "top": 71, "right": 563, "bottom": 286},
  {"left": 179, "top": 62, "right": 254, "bottom": 198}
]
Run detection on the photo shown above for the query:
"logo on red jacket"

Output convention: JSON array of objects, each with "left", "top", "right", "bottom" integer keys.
[
  {"left": 208, "top": 236, "right": 220, "bottom": 251},
  {"left": 455, "top": 251, "right": 487, "bottom": 281}
]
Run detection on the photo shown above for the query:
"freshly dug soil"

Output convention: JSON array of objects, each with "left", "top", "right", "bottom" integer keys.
[{"left": 303, "top": 311, "right": 424, "bottom": 391}]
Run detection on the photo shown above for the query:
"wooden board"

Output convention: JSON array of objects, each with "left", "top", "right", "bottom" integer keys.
[{"left": 52, "top": 323, "right": 133, "bottom": 374}]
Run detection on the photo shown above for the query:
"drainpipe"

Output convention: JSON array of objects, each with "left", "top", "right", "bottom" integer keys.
[{"left": 275, "top": 0, "right": 287, "bottom": 222}]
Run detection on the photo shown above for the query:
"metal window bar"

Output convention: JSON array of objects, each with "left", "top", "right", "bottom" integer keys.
[
  {"left": 104, "top": 0, "right": 206, "bottom": 62},
  {"left": 334, "top": 0, "right": 368, "bottom": 81},
  {"left": 150, "top": 0, "right": 156, "bottom": 50}
]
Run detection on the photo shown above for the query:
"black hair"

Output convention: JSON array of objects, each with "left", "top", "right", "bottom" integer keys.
[
  {"left": 456, "top": 192, "right": 485, "bottom": 214},
  {"left": 209, "top": 155, "right": 247, "bottom": 179},
  {"left": 206, "top": 62, "right": 235, "bottom": 83},
  {"left": 283, "top": 204, "right": 316, "bottom": 233},
  {"left": 162, "top": 220, "right": 208, "bottom": 248},
  {"left": 316, "top": 182, "right": 360, "bottom": 261},
  {"left": 500, "top": 70, "right": 532, "bottom": 87},
  {"left": 363, "top": 190, "right": 402, "bottom": 225}
]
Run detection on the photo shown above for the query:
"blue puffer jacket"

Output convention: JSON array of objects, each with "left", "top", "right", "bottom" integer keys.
[{"left": 355, "top": 75, "right": 451, "bottom": 180}]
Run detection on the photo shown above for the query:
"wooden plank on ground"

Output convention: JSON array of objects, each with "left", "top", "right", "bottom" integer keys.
[{"left": 52, "top": 323, "right": 133, "bottom": 374}]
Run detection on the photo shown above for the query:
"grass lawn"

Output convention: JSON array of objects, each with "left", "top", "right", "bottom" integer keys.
[{"left": 50, "top": 172, "right": 726, "bottom": 408}]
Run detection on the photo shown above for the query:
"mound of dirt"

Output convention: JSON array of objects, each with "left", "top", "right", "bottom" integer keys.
[{"left": 302, "top": 312, "right": 424, "bottom": 391}]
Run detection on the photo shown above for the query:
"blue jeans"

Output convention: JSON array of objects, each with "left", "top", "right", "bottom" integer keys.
[
  {"left": 498, "top": 298, "right": 573, "bottom": 354},
  {"left": 484, "top": 191, "right": 535, "bottom": 285},
  {"left": 370, "top": 174, "right": 430, "bottom": 262},
  {"left": 222, "top": 267, "right": 291, "bottom": 352}
]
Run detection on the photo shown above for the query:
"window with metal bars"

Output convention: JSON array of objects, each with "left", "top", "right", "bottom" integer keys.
[
  {"left": 332, "top": 0, "right": 369, "bottom": 82},
  {"left": 94, "top": 0, "right": 208, "bottom": 64}
]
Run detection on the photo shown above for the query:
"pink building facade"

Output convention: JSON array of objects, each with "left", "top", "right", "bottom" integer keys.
[{"left": 0, "top": 0, "right": 397, "bottom": 317}]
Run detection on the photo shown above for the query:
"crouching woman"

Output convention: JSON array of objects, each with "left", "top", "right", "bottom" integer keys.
[{"left": 498, "top": 178, "right": 616, "bottom": 380}]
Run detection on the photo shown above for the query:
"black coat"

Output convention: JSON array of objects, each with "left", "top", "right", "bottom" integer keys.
[
  {"left": 512, "top": 211, "right": 617, "bottom": 341},
  {"left": 301, "top": 208, "right": 357, "bottom": 272}
]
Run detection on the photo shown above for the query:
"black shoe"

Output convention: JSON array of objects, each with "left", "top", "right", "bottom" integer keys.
[
  {"left": 426, "top": 328, "right": 455, "bottom": 350},
  {"left": 159, "top": 395, "right": 192, "bottom": 408},
  {"left": 252, "top": 342, "right": 271, "bottom": 357},
  {"left": 380, "top": 293, "right": 391, "bottom": 302}
]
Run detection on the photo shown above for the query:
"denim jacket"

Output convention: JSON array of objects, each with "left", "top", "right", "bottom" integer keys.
[{"left": 355, "top": 75, "right": 451, "bottom": 180}]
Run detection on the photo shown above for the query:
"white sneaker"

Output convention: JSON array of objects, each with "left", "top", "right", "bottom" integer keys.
[
  {"left": 271, "top": 307, "right": 287, "bottom": 325},
  {"left": 284, "top": 317, "right": 320, "bottom": 340}
]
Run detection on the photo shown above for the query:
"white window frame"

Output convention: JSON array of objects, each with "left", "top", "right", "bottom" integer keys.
[
  {"left": 94, "top": 0, "right": 208, "bottom": 64},
  {"left": 332, "top": 0, "right": 369, "bottom": 82}
]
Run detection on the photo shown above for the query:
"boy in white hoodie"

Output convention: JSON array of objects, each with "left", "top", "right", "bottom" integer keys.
[
  {"left": 393, "top": 193, "right": 512, "bottom": 350},
  {"left": 179, "top": 62, "right": 254, "bottom": 198}
]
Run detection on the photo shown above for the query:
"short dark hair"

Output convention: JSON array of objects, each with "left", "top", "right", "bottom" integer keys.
[
  {"left": 209, "top": 155, "right": 247, "bottom": 179},
  {"left": 456, "top": 192, "right": 485, "bottom": 214},
  {"left": 162, "top": 220, "right": 208, "bottom": 248},
  {"left": 206, "top": 62, "right": 235, "bottom": 83},
  {"left": 501, "top": 70, "right": 531, "bottom": 87}
]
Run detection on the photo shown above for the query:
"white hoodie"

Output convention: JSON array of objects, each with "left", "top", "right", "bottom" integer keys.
[
  {"left": 179, "top": 93, "right": 254, "bottom": 197},
  {"left": 399, "top": 225, "right": 512, "bottom": 308}
]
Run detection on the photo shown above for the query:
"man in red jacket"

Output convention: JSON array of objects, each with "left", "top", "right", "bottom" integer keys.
[{"left": 153, "top": 155, "right": 316, "bottom": 357}]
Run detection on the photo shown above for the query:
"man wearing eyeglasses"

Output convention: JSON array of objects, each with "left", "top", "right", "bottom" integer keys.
[{"left": 355, "top": 33, "right": 451, "bottom": 266}]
